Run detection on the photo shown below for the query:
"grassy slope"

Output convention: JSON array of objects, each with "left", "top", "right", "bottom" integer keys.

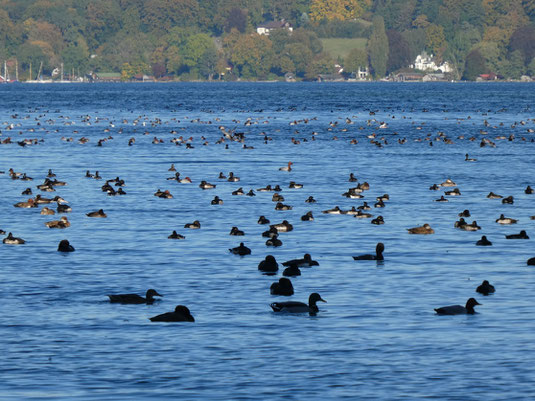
[{"left": 320, "top": 38, "right": 368, "bottom": 60}]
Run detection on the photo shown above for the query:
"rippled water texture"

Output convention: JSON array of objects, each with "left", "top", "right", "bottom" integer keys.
[{"left": 1, "top": 82, "right": 535, "bottom": 400}]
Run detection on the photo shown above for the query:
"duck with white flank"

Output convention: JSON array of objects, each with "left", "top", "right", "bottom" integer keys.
[{"left": 3, "top": 232, "right": 25, "bottom": 244}]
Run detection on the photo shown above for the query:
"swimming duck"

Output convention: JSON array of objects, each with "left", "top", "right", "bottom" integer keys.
[
  {"left": 435, "top": 298, "right": 481, "bottom": 315},
  {"left": 86, "top": 209, "right": 107, "bottom": 218},
  {"left": 35, "top": 195, "right": 67, "bottom": 205},
  {"left": 279, "top": 161, "right": 293, "bottom": 172},
  {"left": 3, "top": 232, "right": 25, "bottom": 245},
  {"left": 301, "top": 211, "right": 314, "bottom": 221},
  {"left": 258, "top": 216, "right": 270, "bottom": 225},
  {"left": 57, "top": 239, "right": 75, "bottom": 252},
  {"left": 13, "top": 198, "right": 37, "bottom": 208},
  {"left": 407, "top": 224, "right": 434, "bottom": 234},
  {"left": 199, "top": 180, "right": 216, "bottom": 189},
  {"left": 257, "top": 185, "right": 272, "bottom": 192},
  {"left": 232, "top": 188, "right": 244, "bottom": 196},
  {"left": 527, "top": 257, "right": 535, "bottom": 265},
  {"left": 227, "top": 172, "right": 240, "bottom": 182},
  {"left": 272, "top": 193, "right": 285, "bottom": 202},
  {"left": 505, "top": 230, "right": 529, "bottom": 239},
  {"left": 458, "top": 209, "right": 471, "bottom": 217},
  {"left": 476, "top": 236, "right": 492, "bottom": 246},
  {"left": 229, "top": 226, "right": 245, "bottom": 236},
  {"left": 270, "top": 278, "right": 294, "bottom": 296},
  {"left": 270, "top": 220, "right": 293, "bottom": 232},
  {"left": 275, "top": 202, "right": 292, "bottom": 211},
  {"left": 487, "top": 192, "right": 503, "bottom": 199},
  {"left": 460, "top": 221, "right": 481, "bottom": 231},
  {"left": 354, "top": 210, "right": 373, "bottom": 218},
  {"left": 435, "top": 195, "right": 448, "bottom": 202},
  {"left": 168, "top": 230, "right": 185, "bottom": 239},
  {"left": 496, "top": 214, "right": 517, "bottom": 224},
  {"left": 374, "top": 199, "right": 386, "bottom": 208},
  {"left": 476, "top": 280, "right": 495, "bottom": 295},
  {"left": 168, "top": 163, "right": 176, "bottom": 171},
  {"left": 218, "top": 172, "right": 226, "bottom": 179},
  {"left": 45, "top": 216, "right": 70, "bottom": 229},
  {"left": 40, "top": 207, "right": 55, "bottom": 215},
  {"left": 262, "top": 227, "right": 278, "bottom": 238},
  {"left": 440, "top": 178, "right": 456, "bottom": 187},
  {"left": 429, "top": 184, "right": 440, "bottom": 190},
  {"left": 525, "top": 185, "right": 533, "bottom": 194},
  {"left": 349, "top": 173, "right": 358, "bottom": 182},
  {"left": 246, "top": 189, "right": 256, "bottom": 196},
  {"left": 149, "top": 305, "right": 194, "bottom": 322},
  {"left": 283, "top": 265, "right": 301, "bottom": 277},
  {"left": 258, "top": 255, "right": 278, "bottom": 273},
  {"left": 184, "top": 220, "right": 201, "bottom": 229},
  {"left": 179, "top": 176, "right": 192, "bottom": 184},
  {"left": 371, "top": 216, "right": 384, "bottom": 225},
  {"left": 358, "top": 202, "right": 371, "bottom": 210},
  {"left": 502, "top": 196, "right": 514, "bottom": 204},
  {"left": 305, "top": 196, "right": 316, "bottom": 203},
  {"left": 377, "top": 194, "right": 389, "bottom": 202},
  {"left": 211, "top": 196, "right": 223, "bottom": 205},
  {"left": 157, "top": 190, "right": 173, "bottom": 199},
  {"left": 21, "top": 188, "right": 32, "bottom": 195},
  {"left": 167, "top": 172, "right": 181, "bottom": 181},
  {"left": 445, "top": 188, "right": 461, "bottom": 196},
  {"left": 465, "top": 154, "right": 477, "bottom": 162},
  {"left": 47, "top": 169, "right": 56, "bottom": 177},
  {"left": 353, "top": 243, "right": 384, "bottom": 261},
  {"left": 270, "top": 293, "right": 326, "bottom": 315},
  {"left": 282, "top": 254, "right": 319, "bottom": 268},
  {"left": 57, "top": 204, "right": 72, "bottom": 213},
  {"left": 229, "top": 242, "right": 251, "bottom": 255},
  {"left": 342, "top": 189, "right": 364, "bottom": 199},
  {"left": 266, "top": 235, "right": 283, "bottom": 247},
  {"left": 289, "top": 181, "right": 303, "bottom": 189},
  {"left": 322, "top": 206, "right": 342, "bottom": 214},
  {"left": 109, "top": 289, "right": 163, "bottom": 304}
]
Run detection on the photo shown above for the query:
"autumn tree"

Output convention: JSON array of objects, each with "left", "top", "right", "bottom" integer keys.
[
  {"left": 309, "top": 0, "right": 372, "bottom": 22},
  {"left": 224, "top": 7, "right": 248, "bottom": 33},
  {"left": 425, "top": 23, "right": 446, "bottom": 62},
  {"left": 367, "top": 15, "right": 388, "bottom": 78},
  {"left": 509, "top": 25, "right": 535, "bottom": 65}
]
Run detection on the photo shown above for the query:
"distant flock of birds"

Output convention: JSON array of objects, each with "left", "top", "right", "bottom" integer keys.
[{"left": 2, "top": 110, "right": 535, "bottom": 321}]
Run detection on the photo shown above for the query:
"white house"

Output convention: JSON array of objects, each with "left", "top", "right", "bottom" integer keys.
[
  {"left": 256, "top": 20, "right": 293, "bottom": 36},
  {"left": 411, "top": 51, "right": 452, "bottom": 73}
]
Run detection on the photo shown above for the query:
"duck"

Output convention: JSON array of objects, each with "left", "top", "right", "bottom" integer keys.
[
  {"left": 57, "top": 204, "right": 72, "bottom": 213},
  {"left": 435, "top": 298, "right": 481, "bottom": 315},
  {"left": 45, "top": 216, "right": 70, "bottom": 229},
  {"left": 184, "top": 220, "right": 201, "bottom": 229},
  {"left": 429, "top": 184, "right": 440, "bottom": 190},
  {"left": 476, "top": 280, "right": 495, "bottom": 295},
  {"left": 179, "top": 176, "right": 192, "bottom": 184},
  {"left": 218, "top": 172, "right": 226, "bottom": 179},
  {"left": 168, "top": 230, "right": 185, "bottom": 239},
  {"left": 272, "top": 193, "right": 284, "bottom": 202},
  {"left": 270, "top": 293, "right": 326, "bottom": 315},
  {"left": 301, "top": 211, "right": 314, "bottom": 221},
  {"left": 86, "top": 209, "right": 107, "bottom": 218},
  {"left": 527, "top": 257, "right": 535, "bottom": 265},
  {"left": 246, "top": 189, "right": 256, "bottom": 196},
  {"left": 3, "top": 232, "right": 25, "bottom": 245},
  {"left": 229, "top": 226, "right": 245, "bottom": 236},
  {"left": 487, "top": 192, "right": 503, "bottom": 199},
  {"left": 476, "top": 236, "right": 492, "bottom": 246},
  {"left": 283, "top": 265, "right": 301, "bottom": 277},
  {"left": 21, "top": 187, "right": 32, "bottom": 195},
  {"left": 435, "top": 195, "right": 448, "bottom": 202},
  {"left": 282, "top": 254, "right": 319, "bottom": 268},
  {"left": 13, "top": 198, "right": 37, "bottom": 208},
  {"left": 353, "top": 243, "right": 384, "bottom": 261},
  {"left": 288, "top": 181, "right": 303, "bottom": 189},
  {"left": 465, "top": 154, "right": 477, "bottom": 162},
  {"left": 440, "top": 178, "right": 456, "bottom": 187},
  {"left": 262, "top": 227, "right": 278, "bottom": 238},
  {"left": 354, "top": 210, "right": 373, "bottom": 218},
  {"left": 47, "top": 169, "right": 56, "bottom": 177},
  {"left": 199, "top": 180, "right": 216, "bottom": 189},
  {"left": 258, "top": 216, "right": 270, "bottom": 225},
  {"left": 305, "top": 196, "right": 316, "bottom": 203},
  {"left": 348, "top": 173, "right": 358, "bottom": 182},
  {"left": 275, "top": 202, "right": 292, "bottom": 211},
  {"left": 229, "top": 242, "right": 251, "bottom": 255},
  {"left": 227, "top": 172, "right": 240, "bottom": 182},
  {"left": 377, "top": 194, "right": 389, "bottom": 202},
  {"left": 167, "top": 172, "right": 181, "bottom": 181},
  {"left": 505, "top": 230, "right": 529, "bottom": 239},
  {"left": 445, "top": 188, "right": 461, "bottom": 196},
  {"left": 502, "top": 196, "right": 514, "bottom": 204},
  {"left": 109, "top": 289, "right": 163, "bottom": 304},
  {"left": 149, "top": 305, "right": 194, "bottom": 322},
  {"left": 232, "top": 188, "right": 244, "bottom": 196},
  {"left": 256, "top": 185, "right": 272, "bottom": 192},
  {"left": 270, "top": 220, "right": 293, "bottom": 232},
  {"left": 157, "top": 190, "right": 173, "bottom": 199},
  {"left": 57, "top": 239, "right": 75, "bottom": 252},
  {"left": 168, "top": 163, "right": 176, "bottom": 171},
  {"left": 258, "top": 255, "right": 278, "bottom": 273},
  {"left": 270, "top": 278, "right": 294, "bottom": 296},
  {"left": 211, "top": 196, "right": 223, "bottom": 205},
  {"left": 496, "top": 214, "right": 517, "bottom": 224},
  {"left": 40, "top": 207, "right": 55, "bottom": 215},
  {"left": 358, "top": 202, "right": 371, "bottom": 211},
  {"left": 322, "top": 206, "right": 343, "bottom": 214},
  {"left": 266, "top": 235, "right": 283, "bottom": 247},
  {"left": 460, "top": 221, "right": 481, "bottom": 231},
  {"left": 371, "top": 216, "right": 384, "bottom": 225},
  {"left": 525, "top": 185, "right": 533, "bottom": 194},
  {"left": 279, "top": 161, "right": 293, "bottom": 172},
  {"left": 407, "top": 224, "right": 434, "bottom": 234},
  {"left": 458, "top": 209, "right": 471, "bottom": 217}
]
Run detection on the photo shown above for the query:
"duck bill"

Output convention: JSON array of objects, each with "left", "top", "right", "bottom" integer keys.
[{"left": 320, "top": 298, "right": 327, "bottom": 303}]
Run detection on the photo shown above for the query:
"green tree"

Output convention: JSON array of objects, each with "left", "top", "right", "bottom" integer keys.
[
  {"left": 386, "top": 29, "right": 411, "bottom": 73},
  {"left": 181, "top": 33, "right": 215, "bottom": 69},
  {"left": 304, "top": 52, "right": 334, "bottom": 79},
  {"left": 367, "top": 15, "right": 388, "bottom": 78},
  {"left": 425, "top": 23, "right": 446, "bottom": 61},
  {"left": 463, "top": 49, "right": 486, "bottom": 80},
  {"left": 527, "top": 57, "right": 535, "bottom": 76},
  {"left": 344, "top": 47, "right": 367, "bottom": 73},
  {"left": 199, "top": 47, "right": 218, "bottom": 79},
  {"left": 284, "top": 42, "right": 314, "bottom": 77},
  {"left": 509, "top": 25, "right": 535, "bottom": 66}
]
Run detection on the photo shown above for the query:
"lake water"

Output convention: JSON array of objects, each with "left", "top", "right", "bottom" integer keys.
[{"left": 1, "top": 82, "right": 534, "bottom": 400}]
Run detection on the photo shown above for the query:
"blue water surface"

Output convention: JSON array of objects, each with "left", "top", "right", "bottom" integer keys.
[{"left": 1, "top": 82, "right": 534, "bottom": 400}]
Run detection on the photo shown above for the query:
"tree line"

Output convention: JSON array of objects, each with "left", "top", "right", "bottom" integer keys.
[{"left": 0, "top": 0, "right": 534, "bottom": 81}]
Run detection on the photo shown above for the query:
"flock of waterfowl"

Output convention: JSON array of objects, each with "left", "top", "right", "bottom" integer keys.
[{"left": 2, "top": 105, "right": 535, "bottom": 323}]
